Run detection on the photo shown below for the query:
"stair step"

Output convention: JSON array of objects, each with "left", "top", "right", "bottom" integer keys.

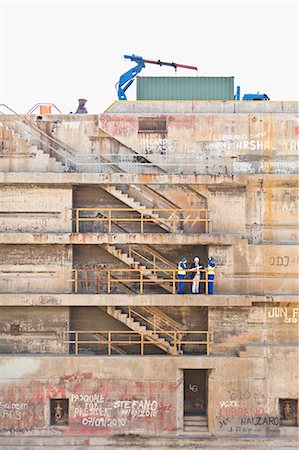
[
  {"left": 184, "top": 420, "right": 208, "bottom": 427},
  {"left": 184, "top": 415, "right": 208, "bottom": 422},
  {"left": 182, "top": 430, "right": 211, "bottom": 436}
]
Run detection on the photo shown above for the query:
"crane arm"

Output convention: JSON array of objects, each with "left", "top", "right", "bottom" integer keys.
[{"left": 116, "top": 54, "right": 198, "bottom": 100}]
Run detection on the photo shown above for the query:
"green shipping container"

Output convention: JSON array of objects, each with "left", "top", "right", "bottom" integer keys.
[{"left": 136, "top": 76, "right": 234, "bottom": 101}]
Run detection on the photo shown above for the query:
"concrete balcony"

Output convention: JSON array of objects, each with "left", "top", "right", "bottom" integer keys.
[
  {"left": 0, "top": 293, "right": 296, "bottom": 307},
  {"left": 0, "top": 232, "right": 241, "bottom": 245}
]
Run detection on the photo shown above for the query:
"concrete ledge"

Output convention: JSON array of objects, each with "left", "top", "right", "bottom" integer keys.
[
  {"left": 0, "top": 232, "right": 240, "bottom": 245},
  {"left": 0, "top": 293, "right": 296, "bottom": 307},
  {"left": 0, "top": 172, "right": 248, "bottom": 185}
]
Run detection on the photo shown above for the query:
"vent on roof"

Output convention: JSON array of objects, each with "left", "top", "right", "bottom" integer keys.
[{"left": 138, "top": 117, "right": 167, "bottom": 133}]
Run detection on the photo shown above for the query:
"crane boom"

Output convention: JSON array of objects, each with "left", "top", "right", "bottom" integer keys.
[{"left": 116, "top": 54, "right": 198, "bottom": 100}]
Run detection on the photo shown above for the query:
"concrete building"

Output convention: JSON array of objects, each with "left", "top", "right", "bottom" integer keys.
[{"left": 0, "top": 100, "right": 298, "bottom": 449}]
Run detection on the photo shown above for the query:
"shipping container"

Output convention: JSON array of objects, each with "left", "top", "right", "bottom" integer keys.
[{"left": 136, "top": 76, "right": 234, "bottom": 101}]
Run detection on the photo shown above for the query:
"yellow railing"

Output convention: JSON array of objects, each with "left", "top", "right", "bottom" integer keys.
[
  {"left": 63, "top": 330, "right": 210, "bottom": 355},
  {"left": 128, "top": 245, "right": 175, "bottom": 276},
  {"left": 73, "top": 207, "right": 208, "bottom": 233},
  {"left": 127, "top": 306, "right": 184, "bottom": 337},
  {"left": 72, "top": 268, "right": 208, "bottom": 294}
]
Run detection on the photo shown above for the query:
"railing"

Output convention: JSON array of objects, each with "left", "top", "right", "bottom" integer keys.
[
  {"left": 63, "top": 330, "right": 210, "bottom": 355},
  {"left": 72, "top": 268, "right": 208, "bottom": 294},
  {"left": 0, "top": 104, "right": 93, "bottom": 171},
  {"left": 73, "top": 207, "right": 209, "bottom": 233},
  {"left": 127, "top": 306, "right": 184, "bottom": 336},
  {"left": 128, "top": 245, "right": 176, "bottom": 275}
]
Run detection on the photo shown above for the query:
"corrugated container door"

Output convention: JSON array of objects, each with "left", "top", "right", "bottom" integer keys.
[{"left": 136, "top": 77, "right": 234, "bottom": 101}]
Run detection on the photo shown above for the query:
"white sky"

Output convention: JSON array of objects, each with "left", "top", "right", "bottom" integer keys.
[{"left": 0, "top": 0, "right": 298, "bottom": 114}]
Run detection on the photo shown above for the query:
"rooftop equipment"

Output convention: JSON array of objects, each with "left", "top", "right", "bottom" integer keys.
[{"left": 116, "top": 54, "right": 198, "bottom": 100}]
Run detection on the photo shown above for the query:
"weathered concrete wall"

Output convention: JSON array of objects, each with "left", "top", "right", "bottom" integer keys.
[
  {"left": 246, "top": 179, "right": 299, "bottom": 243},
  {"left": 0, "top": 307, "right": 69, "bottom": 353},
  {"left": 0, "top": 186, "right": 72, "bottom": 233},
  {"left": 99, "top": 108, "right": 299, "bottom": 175},
  {"left": 0, "top": 125, "right": 64, "bottom": 173},
  {"left": 209, "top": 242, "right": 298, "bottom": 295},
  {"left": 0, "top": 351, "right": 297, "bottom": 436},
  {"left": 0, "top": 245, "right": 72, "bottom": 293},
  {"left": 209, "top": 304, "right": 299, "bottom": 354}
]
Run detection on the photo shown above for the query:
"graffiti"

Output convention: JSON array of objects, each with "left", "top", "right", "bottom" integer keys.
[
  {"left": 71, "top": 393, "right": 160, "bottom": 428},
  {"left": 267, "top": 307, "right": 298, "bottom": 323},
  {"left": 0, "top": 402, "right": 28, "bottom": 420},
  {"left": 218, "top": 406, "right": 264, "bottom": 418},
  {"left": 240, "top": 416, "right": 279, "bottom": 426},
  {"left": 269, "top": 256, "right": 290, "bottom": 267},
  {"left": 141, "top": 138, "right": 174, "bottom": 155},
  {"left": 269, "top": 256, "right": 299, "bottom": 267},
  {"left": 219, "top": 400, "right": 239, "bottom": 408},
  {"left": 218, "top": 417, "right": 231, "bottom": 429},
  {"left": 218, "top": 415, "right": 279, "bottom": 433},
  {"left": 188, "top": 384, "right": 198, "bottom": 392},
  {"left": 228, "top": 390, "right": 251, "bottom": 401}
]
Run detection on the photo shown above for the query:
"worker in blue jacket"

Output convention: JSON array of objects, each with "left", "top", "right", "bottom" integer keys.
[
  {"left": 207, "top": 256, "right": 216, "bottom": 294},
  {"left": 177, "top": 256, "right": 188, "bottom": 294}
]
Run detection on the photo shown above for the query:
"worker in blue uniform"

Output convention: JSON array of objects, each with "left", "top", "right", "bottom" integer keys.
[
  {"left": 177, "top": 256, "right": 188, "bottom": 294},
  {"left": 207, "top": 256, "right": 216, "bottom": 294}
]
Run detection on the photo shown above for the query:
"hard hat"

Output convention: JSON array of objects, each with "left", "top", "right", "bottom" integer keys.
[{"left": 182, "top": 256, "right": 187, "bottom": 261}]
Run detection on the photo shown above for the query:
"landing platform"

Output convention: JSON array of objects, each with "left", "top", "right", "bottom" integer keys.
[{"left": 0, "top": 293, "right": 296, "bottom": 306}]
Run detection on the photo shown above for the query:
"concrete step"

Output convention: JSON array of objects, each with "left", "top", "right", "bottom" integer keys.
[
  {"left": 184, "top": 415, "right": 208, "bottom": 422},
  {"left": 184, "top": 420, "right": 208, "bottom": 427},
  {"left": 0, "top": 435, "right": 298, "bottom": 449}
]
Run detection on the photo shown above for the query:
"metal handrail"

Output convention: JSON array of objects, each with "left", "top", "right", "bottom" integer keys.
[
  {"left": 73, "top": 207, "right": 209, "bottom": 233},
  {"left": 72, "top": 268, "right": 208, "bottom": 294},
  {"left": 128, "top": 305, "right": 184, "bottom": 333},
  {"left": 128, "top": 246, "right": 173, "bottom": 276},
  {"left": 138, "top": 245, "right": 176, "bottom": 268},
  {"left": 0, "top": 104, "right": 96, "bottom": 170},
  {"left": 63, "top": 329, "right": 210, "bottom": 356}
]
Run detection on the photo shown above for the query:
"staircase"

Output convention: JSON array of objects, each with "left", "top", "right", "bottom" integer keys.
[
  {"left": 94, "top": 333, "right": 127, "bottom": 355},
  {"left": 102, "top": 185, "right": 171, "bottom": 232},
  {"left": 102, "top": 243, "right": 174, "bottom": 293},
  {"left": 0, "top": 123, "right": 64, "bottom": 172},
  {"left": 183, "top": 415, "right": 210, "bottom": 435},
  {"left": 106, "top": 306, "right": 176, "bottom": 354}
]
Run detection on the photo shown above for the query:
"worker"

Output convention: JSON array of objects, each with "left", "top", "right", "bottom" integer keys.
[
  {"left": 177, "top": 256, "right": 188, "bottom": 294},
  {"left": 207, "top": 256, "right": 216, "bottom": 295},
  {"left": 189, "top": 257, "right": 203, "bottom": 294}
]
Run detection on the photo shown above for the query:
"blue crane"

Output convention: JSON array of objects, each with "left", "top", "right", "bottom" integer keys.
[{"left": 116, "top": 54, "right": 198, "bottom": 100}]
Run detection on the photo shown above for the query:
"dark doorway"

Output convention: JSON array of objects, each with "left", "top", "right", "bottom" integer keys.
[{"left": 184, "top": 369, "right": 208, "bottom": 416}]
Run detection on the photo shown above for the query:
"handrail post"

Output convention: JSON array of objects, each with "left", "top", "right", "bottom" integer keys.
[
  {"left": 108, "top": 270, "right": 111, "bottom": 294},
  {"left": 154, "top": 255, "right": 156, "bottom": 273},
  {"left": 129, "top": 246, "right": 131, "bottom": 258},
  {"left": 108, "top": 209, "right": 111, "bottom": 233},
  {"left": 206, "top": 210, "right": 208, "bottom": 233},
  {"left": 75, "top": 332, "right": 79, "bottom": 355},
  {"left": 206, "top": 331, "right": 210, "bottom": 355},
  {"left": 154, "top": 315, "right": 156, "bottom": 332},
  {"left": 173, "top": 210, "right": 177, "bottom": 233},
  {"left": 85, "top": 269, "right": 88, "bottom": 292},
  {"left": 129, "top": 306, "right": 131, "bottom": 319},
  {"left": 173, "top": 332, "right": 177, "bottom": 355},
  {"left": 74, "top": 270, "right": 78, "bottom": 293},
  {"left": 108, "top": 332, "right": 111, "bottom": 355},
  {"left": 76, "top": 208, "right": 80, "bottom": 233},
  {"left": 205, "top": 272, "right": 208, "bottom": 295},
  {"left": 173, "top": 270, "right": 176, "bottom": 294},
  {"left": 141, "top": 332, "right": 144, "bottom": 356},
  {"left": 97, "top": 272, "right": 100, "bottom": 294},
  {"left": 141, "top": 212, "right": 144, "bottom": 233},
  {"left": 140, "top": 270, "right": 143, "bottom": 294}
]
